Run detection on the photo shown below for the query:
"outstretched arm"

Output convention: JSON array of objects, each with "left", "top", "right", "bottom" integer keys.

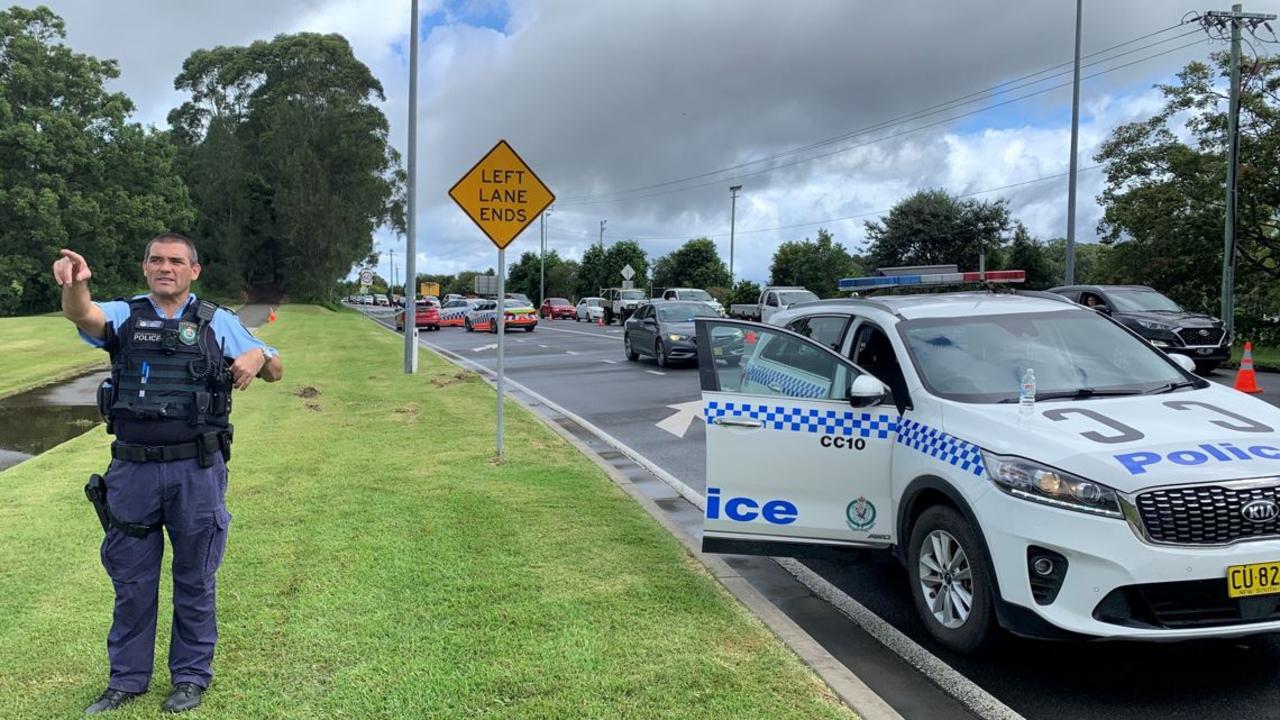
[{"left": 54, "top": 249, "right": 107, "bottom": 339}]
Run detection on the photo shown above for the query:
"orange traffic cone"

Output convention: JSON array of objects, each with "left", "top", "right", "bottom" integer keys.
[
  {"left": 596, "top": 313, "right": 604, "bottom": 327},
  {"left": 267, "top": 307, "right": 277, "bottom": 323},
  {"left": 1235, "top": 342, "right": 1262, "bottom": 394}
]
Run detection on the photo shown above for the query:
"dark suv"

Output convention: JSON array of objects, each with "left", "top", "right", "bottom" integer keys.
[{"left": 1048, "top": 284, "right": 1229, "bottom": 373}]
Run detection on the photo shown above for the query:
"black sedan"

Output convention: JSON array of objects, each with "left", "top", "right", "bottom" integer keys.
[
  {"left": 1048, "top": 284, "right": 1230, "bottom": 373},
  {"left": 623, "top": 301, "right": 719, "bottom": 368}
]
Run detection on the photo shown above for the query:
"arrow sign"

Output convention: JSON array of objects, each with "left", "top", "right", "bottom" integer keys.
[
  {"left": 655, "top": 400, "right": 704, "bottom": 438},
  {"left": 471, "top": 344, "right": 498, "bottom": 353}
]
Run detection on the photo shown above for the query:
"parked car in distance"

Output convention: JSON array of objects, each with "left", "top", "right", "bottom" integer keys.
[
  {"left": 729, "top": 286, "right": 818, "bottom": 323},
  {"left": 601, "top": 287, "right": 647, "bottom": 325},
  {"left": 576, "top": 297, "right": 605, "bottom": 323},
  {"left": 1048, "top": 284, "right": 1230, "bottom": 374},
  {"left": 659, "top": 287, "right": 726, "bottom": 316},
  {"left": 395, "top": 300, "right": 440, "bottom": 331},
  {"left": 374, "top": 293, "right": 390, "bottom": 307},
  {"left": 540, "top": 297, "right": 575, "bottom": 319},
  {"left": 624, "top": 300, "right": 719, "bottom": 368}
]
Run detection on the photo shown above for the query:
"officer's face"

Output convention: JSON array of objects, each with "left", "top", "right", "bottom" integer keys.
[{"left": 143, "top": 241, "right": 202, "bottom": 299}]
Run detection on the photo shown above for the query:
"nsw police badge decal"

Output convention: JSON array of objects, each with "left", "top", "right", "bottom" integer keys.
[
  {"left": 178, "top": 322, "right": 198, "bottom": 345},
  {"left": 846, "top": 496, "right": 877, "bottom": 531}
]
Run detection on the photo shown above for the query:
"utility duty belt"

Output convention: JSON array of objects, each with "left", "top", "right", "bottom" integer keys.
[{"left": 109, "top": 430, "right": 232, "bottom": 468}]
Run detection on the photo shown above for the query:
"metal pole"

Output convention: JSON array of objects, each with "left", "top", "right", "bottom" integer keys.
[
  {"left": 599, "top": 220, "right": 606, "bottom": 249},
  {"left": 1221, "top": 3, "right": 1243, "bottom": 337},
  {"left": 402, "top": 0, "right": 419, "bottom": 373},
  {"left": 539, "top": 212, "right": 545, "bottom": 307},
  {"left": 1064, "top": 0, "right": 1082, "bottom": 286},
  {"left": 729, "top": 185, "right": 741, "bottom": 286},
  {"left": 496, "top": 247, "right": 505, "bottom": 459}
]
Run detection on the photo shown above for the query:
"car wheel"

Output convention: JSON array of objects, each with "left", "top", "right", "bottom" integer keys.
[
  {"left": 624, "top": 334, "right": 639, "bottom": 361},
  {"left": 655, "top": 339, "right": 668, "bottom": 369},
  {"left": 1195, "top": 360, "right": 1221, "bottom": 375},
  {"left": 907, "top": 505, "right": 996, "bottom": 654},
  {"left": 465, "top": 319, "right": 473, "bottom": 332},
  {"left": 575, "top": 315, "right": 581, "bottom": 322},
  {"left": 525, "top": 326, "right": 535, "bottom": 332}
]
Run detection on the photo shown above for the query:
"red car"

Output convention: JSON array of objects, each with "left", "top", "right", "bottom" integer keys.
[
  {"left": 396, "top": 301, "right": 440, "bottom": 331},
  {"left": 540, "top": 297, "right": 575, "bottom": 319}
]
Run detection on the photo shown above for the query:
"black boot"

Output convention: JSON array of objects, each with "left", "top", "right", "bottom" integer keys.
[
  {"left": 162, "top": 683, "right": 204, "bottom": 713},
  {"left": 84, "top": 688, "right": 143, "bottom": 714}
]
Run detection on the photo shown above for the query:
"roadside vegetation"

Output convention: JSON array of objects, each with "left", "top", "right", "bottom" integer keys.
[
  {"left": 0, "top": 314, "right": 106, "bottom": 399},
  {"left": 0, "top": 306, "right": 858, "bottom": 719}
]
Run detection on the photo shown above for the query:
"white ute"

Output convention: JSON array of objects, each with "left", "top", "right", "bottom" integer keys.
[{"left": 695, "top": 269, "right": 1280, "bottom": 652}]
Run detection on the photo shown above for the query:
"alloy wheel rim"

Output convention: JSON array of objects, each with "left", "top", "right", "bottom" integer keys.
[{"left": 918, "top": 529, "right": 974, "bottom": 629}]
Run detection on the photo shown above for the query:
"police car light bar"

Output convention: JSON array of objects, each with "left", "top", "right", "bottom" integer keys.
[{"left": 838, "top": 269, "right": 1026, "bottom": 291}]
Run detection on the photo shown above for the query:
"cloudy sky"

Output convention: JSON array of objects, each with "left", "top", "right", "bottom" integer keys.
[{"left": 41, "top": 0, "right": 1231, "bottom": 285}]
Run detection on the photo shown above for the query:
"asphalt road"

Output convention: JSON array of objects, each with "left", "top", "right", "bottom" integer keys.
[{"left": 373, "top": 308, "right": 1280, "bottom": 720}]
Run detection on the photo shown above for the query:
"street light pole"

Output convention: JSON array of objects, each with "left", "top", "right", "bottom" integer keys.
[
  {"left": 539, "top": 208, "right": 552, "bottom": 307},
  {"left": 402, "top": 0, "right": 419, "bottom": 373},
  {"left": 729, "top": 185, "right": 742, "bottom": 287},
  {"left": 1064, "top": 0, "right": 1082, "bottom": 286},
  {"left": 599, "top": 219, "right": 607, "bottom": 249}
]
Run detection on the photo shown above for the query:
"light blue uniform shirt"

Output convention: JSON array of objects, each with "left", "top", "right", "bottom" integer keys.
[{"left": 79, "top": 293, "right": 278, "bottom": 361}]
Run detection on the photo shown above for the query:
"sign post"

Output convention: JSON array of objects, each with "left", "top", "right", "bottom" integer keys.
[{"left": 448, "top": 140, "right": 555, "bottom": 459}]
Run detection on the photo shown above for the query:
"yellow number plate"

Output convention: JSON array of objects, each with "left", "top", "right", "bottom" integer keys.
[{"left": 1227, "top": 562, "right": 1280, "bottom": 598}]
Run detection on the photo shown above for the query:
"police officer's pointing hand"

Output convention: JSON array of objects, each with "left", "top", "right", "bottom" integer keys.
[{"left": 52, "top": 248, "right": 93, "bottom": 286}]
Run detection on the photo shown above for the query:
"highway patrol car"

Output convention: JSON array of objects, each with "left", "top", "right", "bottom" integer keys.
[
  {"left": 696, "top": 270, "right": 1280, "bottom": 652},
  {"left": 467, "top": 299, "right": 538, "bottom": 333},
  {"left": 439, "top": 298, "right": 482, "bottom": 327}
]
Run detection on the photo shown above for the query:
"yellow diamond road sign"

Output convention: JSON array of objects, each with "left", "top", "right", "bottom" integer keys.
[{"left": 449, "top": 140, "right": 555, "bottom": 250}]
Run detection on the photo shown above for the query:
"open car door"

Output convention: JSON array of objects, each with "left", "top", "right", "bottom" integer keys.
[{"left": 695, "top": 318, "right": 897, "bottom": 557}]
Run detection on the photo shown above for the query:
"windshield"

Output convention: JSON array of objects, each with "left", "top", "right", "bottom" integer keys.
[
  {"left": 658, "top": 304, "right": 719, "bottom": 322},
  {"left": 901, "top": 310, "right": 1188, "bottom": 403},
  {"left": 548, "top": 297, "right": 569, "bottom": 305},
  {"left": 584, "top": 298, "right": 602, "bottom": 306},
  {"left": 1106, "top": 289, "right": 1183, "bottom": 313},
  {"left": 778, "top": 291, "right": 818, "bottom": 306},
  {"left": 680, "top": 289, "right": 713, "bottom": 301},
  {"left": 621, "top": 290, "right": 645, "bottom": 300},
  {"left": 503, "top": 300, "right": 528, "bottom": 308}
]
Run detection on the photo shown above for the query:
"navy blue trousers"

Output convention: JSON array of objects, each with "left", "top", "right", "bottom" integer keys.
[{"left": 99, "top": 456, "right": 230, "bottom": 693}]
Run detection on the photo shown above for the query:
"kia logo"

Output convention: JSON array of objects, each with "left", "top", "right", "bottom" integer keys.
[{"left": 1242, "top": 499, "right": 1280, "bottom": 524}]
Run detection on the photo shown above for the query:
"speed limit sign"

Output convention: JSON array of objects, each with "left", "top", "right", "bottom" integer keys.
[{"left": 360, "top": 270, "right": 373, "bottom": 285}]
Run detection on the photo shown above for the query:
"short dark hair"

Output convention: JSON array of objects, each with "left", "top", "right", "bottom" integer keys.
[{"left": 143, "top": 233, "right": 199, "bottom": 264}]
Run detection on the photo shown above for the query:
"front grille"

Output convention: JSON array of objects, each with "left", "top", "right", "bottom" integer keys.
[
  {"left": 1176, "top": 327, "right": 1225, "bottom": 346},
  {"left": 1094, "top": 579, "right": 1280, "bottom": 629},
  {"left": 1135, "top": 483, "right": 1280, "bottom": 545}
]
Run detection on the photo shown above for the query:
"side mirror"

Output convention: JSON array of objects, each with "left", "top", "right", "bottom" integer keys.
[
  {"left": 848, "top": 374, "right": 888, "bottom": 408},
  {"left": 643, "top": 316, "right": 656, "bottom": 325},
  {"left": 1170, "top": 354, "right": 1197, "bottom": 374}
]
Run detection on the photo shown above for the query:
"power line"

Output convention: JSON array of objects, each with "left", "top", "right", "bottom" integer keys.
[
  {"left": 542, "top": 164, "right": 1105, "bottom": 244},
  {"left": 557, "top": 38, "right": 1205, "bottom": 208},
  {"left": 556, "top": 22, "right": 1199, "bottom": 205}
]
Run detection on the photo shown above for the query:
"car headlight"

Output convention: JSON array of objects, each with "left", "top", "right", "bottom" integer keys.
[
  {"left": 1135, "top": 318, "right": 1172, "bottom": 330},
  {"left": 982, "top": 451, "right": 1123, "bottom": 518},
  {"left": 668, "top": 333, "right": 689, "bottom": 342}
]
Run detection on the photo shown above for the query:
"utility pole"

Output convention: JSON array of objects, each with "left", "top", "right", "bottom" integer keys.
[
  {"left": 599, "top": 220, "right": 607, "bottom": 249},
  {"left": 1202, "top": 4, "right": 1275, "bottom": 337},
  {"left": 402, "top": 0, "right": 420, "bottom": 373},
  {"left": 539, "top": 208, "right": 552, "bottom": 306},
  {"left": 1064, "top": 0, "right": 1083, "bottom": 286},
  {"left": 388, "top": 248, "right": 396, "bottom": 292},
  {"left": 729, "top": 185, "right": 742, "bottom": 287}
]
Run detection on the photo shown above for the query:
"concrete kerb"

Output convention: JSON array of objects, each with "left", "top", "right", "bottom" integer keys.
[{"left": 400, "top": 329, "right": 905, "bottom": 720}]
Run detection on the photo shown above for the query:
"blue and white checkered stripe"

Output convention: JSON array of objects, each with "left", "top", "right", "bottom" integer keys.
[
  {"left": 703, "top": 401, "right": 985, "bottom": 476},
  {"left": 743, "top": 362, "right": 826, "bottom": 400},
  {"left": 704, "top": 401, "right": 897, "bottom": 437},
  {"left": 896, "top": 418, "right": 984, "bottom": 476},
  {"left": 441, "top": 308, "right": 467, "bottom": 321}
]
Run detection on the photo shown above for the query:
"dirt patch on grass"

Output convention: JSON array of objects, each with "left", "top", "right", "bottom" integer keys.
[
  {"left": 304, "top": 402, "right": 322, "bottom": 412},
  {"left": 430, "top": 371, "right": 473, "bottom": 388},
  {"left": 295, "top": 385, "right": 321, "bottom": 399}
]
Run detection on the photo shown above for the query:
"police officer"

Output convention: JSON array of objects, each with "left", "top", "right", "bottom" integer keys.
[{"left": 54, "top": 234, "right": 283, "bottom": 714}]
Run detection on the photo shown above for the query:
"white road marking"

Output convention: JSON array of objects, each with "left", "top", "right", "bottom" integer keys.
[
  {"left": 538, "top": 344, "right": 549, "bottom": 348},
  {"left": 566, "top": 351, "right": 579, "bottom": 355},
  {"left": 539, "top": 325, "right": 622, "bottom": 341},
  {"left": 601, "top": 360, "right": 617, "bottom": 364},
  {"left": 396, "top": 320, "right": 1022, "bottom": 720},
  {"left": 471, "top": 344, "right": 497, "bottom": 353},
  {"left": 646, "top": 370, "right": 666, "bottom": 376},
  {"left": 655, "top": 400, "right": 704, "bottom": 438}
]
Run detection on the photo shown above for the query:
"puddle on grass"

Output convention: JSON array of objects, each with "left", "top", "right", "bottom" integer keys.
[{"left": 0, "top": 370, "right": 106, "bottom": 472}]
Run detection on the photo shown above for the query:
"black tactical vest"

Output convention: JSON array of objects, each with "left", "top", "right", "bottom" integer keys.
[{"left": 97, "top": 297, "right": 233, "bottom": 445}]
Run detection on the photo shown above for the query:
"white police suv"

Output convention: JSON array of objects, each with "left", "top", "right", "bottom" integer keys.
[{"left": 695, "top": 270, "right": 1280, "bottom": 652}]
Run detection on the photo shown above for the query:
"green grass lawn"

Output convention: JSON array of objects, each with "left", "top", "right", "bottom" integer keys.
[
  {"left": 0, "top": 314, "right": 107, "bottom": 399},
  {"left": 0, "top": 306, "right": 857, "bottom": 719}
]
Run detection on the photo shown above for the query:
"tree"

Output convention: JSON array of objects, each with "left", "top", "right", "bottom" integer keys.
[
  {"left": 864, "top": 191, "right": 1010, "bottom": 272},
  {"left": 546, "top": 259, "right": 580, "bottom": 301},
  {"left": 768, "top": 228, "right": 865, "bottom": 298},
  {"left": 652, "top": 238, "right": 730, "bottom": 290},
  {"left": 1002, "top": 223, "right": 1056, "bottom": 289},
  {"left": 168, "top": 32, "right": 405, "bottom": 304},
  {"left": 506, "top": 249, "right": 574, "bottom": 303},
  {"left": 1042, "top": 238, "right": 1106, "bottom": 286},
  {"left": 727, "top": 279, "right": 763, "bottom": 307},
  {"left": 1095, "top": 53, "right": 1279, "bottom": 330},
  {"left": 603, "top": 240, "right": 649, "bottom": 290},
  {"left": 0, "top": 6, "right": 195, "bottom": 315}
]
